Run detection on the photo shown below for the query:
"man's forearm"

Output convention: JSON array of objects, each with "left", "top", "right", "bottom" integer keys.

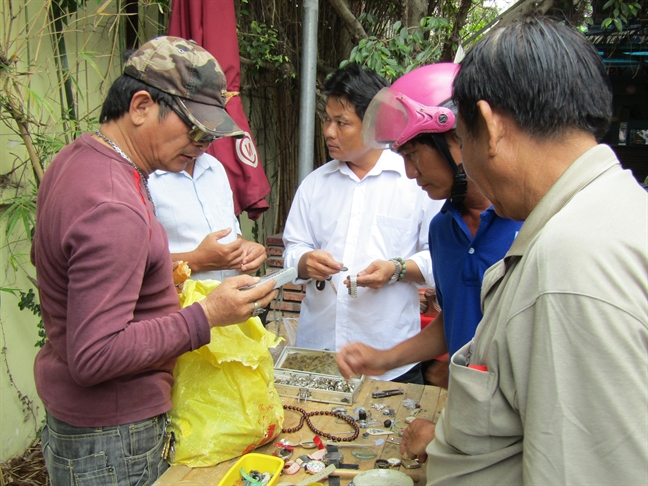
[
  {"left": 402, "top": 259, "right": 424, "bottom": 283},
  {"left": 385, "top": 312, "right": 448, "bottom": 369},
  {"left": 297, "top": 251, "right": 312, "bottom": 279},
  {"left": 171, "top": 251, "right": 203, "bottom": 273}
]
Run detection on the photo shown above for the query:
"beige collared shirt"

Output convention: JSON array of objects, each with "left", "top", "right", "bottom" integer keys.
[{"left": 426, "top": 145, "right": 648, "bottom": 485}]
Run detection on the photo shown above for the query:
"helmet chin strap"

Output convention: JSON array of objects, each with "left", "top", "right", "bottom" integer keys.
[{"left": 431, "top": 133, "right": 467, "bottom": 205}]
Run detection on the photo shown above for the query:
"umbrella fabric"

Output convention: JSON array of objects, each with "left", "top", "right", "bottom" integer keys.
[{"left": 169, "top": 0, "right": 271, "bottom": 219}]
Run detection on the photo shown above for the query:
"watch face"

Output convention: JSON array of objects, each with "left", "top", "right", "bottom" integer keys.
[
  {"left": 325, "top": 452, "right": 343, "bottom": 461},
  {"left": 306, "top": 460, "right": 326, "bottom": 474}
]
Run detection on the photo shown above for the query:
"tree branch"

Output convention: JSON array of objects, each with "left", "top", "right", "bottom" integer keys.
[
  {"left": 328, "top": 0, "right": 368, "bottom": 43},
  {"left": 240, "top": 56, "right": 297, "bottom": 78},
  {"left": 441, "top": 0, "right": 474, "bottom": 61}
]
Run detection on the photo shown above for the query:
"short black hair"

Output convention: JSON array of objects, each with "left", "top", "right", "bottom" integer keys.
[
  {"left": 99, "top": 74, "right": 175, "bottom": 123},
  {"left": 453, "top": 17, "right": 612, "bottom": 141},
  {"left": 324, "top": 63, "right": 390, "bottom": 120}
]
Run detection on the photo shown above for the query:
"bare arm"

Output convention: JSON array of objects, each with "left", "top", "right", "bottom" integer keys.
[
  {"left": 347, "top": 258, "right": 425, "bottom": 289},
  {"left": 336, "top": 312, "right": 448, "bottom": 379}
]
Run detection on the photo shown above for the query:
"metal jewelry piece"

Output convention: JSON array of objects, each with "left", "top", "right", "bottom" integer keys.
[
  {"left": 95, "top": 130, "right": 155, "bottom": 213},
  {"left": 365, "top": 428, "right": 394, "bottom": 435},
  {"left": 252, "top": 301, "right": 264, "bottom": 317},
  {"left": 372, "top": 388, "right": 404, "bottom": 398},
  {"left": 374, "top": 459, "right": 390, "bottom": 469},
  {"left": 401, "top": 457, "right": 422, "bottom": 469},
  {"left": 348, "top": 275, "right": 358, "bottom": 298}
]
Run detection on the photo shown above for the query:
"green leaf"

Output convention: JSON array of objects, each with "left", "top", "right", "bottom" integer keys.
[
  {"left": 77, "top": 51, "right": 103, "bottom": 78},
  {"left": 602, "top": 0, "right": 615, "bottom": 10},
  {"left": 614, "top": 18, "right": 622, "bottom": 30}
]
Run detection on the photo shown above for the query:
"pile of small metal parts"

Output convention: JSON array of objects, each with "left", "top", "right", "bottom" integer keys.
[
  {"left": 274, "top": 373, "right": 357, "bottom": 393},
  {"left": 233, "top": 467, "right": 273, "bottom": 486},
  {"left": 281, "top": 351, "right": 341, "bottom": 376}
]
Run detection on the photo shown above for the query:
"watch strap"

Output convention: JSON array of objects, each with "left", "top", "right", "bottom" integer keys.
[{"left": 329, "top": 476, "right": 341, "bottom": 486}]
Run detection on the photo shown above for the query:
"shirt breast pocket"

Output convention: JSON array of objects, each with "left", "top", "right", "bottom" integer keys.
[
  {"left": 445, "top": 347, "right": 522, "bottom": 456},
  {"left": 367, "top": 214, "right": 416, "bottom": 258}
]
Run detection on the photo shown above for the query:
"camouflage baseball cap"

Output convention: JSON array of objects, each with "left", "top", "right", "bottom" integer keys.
[{"left": 124, "top": 36, "right": 244, "bottom": 139}]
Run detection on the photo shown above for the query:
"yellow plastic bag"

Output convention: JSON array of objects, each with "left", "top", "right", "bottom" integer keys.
[{"left": 168, "top": 279, "right": 284, "bottom": 467}]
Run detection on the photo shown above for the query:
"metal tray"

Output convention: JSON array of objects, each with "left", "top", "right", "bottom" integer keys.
[{"left": 273, "top": 347, "right": 363, "bottom": 405}]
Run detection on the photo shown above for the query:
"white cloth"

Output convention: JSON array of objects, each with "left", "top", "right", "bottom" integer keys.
[
  {"left": 283, "top": 150, "right": 443, "bottom": 381},
  {"left": 148, "top": 153, "right": 241, "bottom": 282},
  {"left": 426, "top": 145, "right": 648, "bottom": 485}
]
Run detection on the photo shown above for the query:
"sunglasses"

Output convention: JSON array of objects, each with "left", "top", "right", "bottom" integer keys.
[{"left": 165, "top": 101, "right": 219, "bottom": 144}]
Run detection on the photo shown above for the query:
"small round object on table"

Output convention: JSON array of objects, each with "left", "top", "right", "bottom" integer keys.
[
  {"left": 374, "top": 459, "right": 390, "bottom": 469},
  {"left": 306, "top": 460, "right": 326, "bottom": 474},
  {"left": 387, "top": 457, "right": 402, "bottom": 467},
  {"left": 276, "top": 447, "right": 293, "bottom": 460},
  {"left": 323, "top": 451, "right": 344, "bottom": 466},
  {"left": 351, "top": 447, "right": 378, "bottom": 459}
]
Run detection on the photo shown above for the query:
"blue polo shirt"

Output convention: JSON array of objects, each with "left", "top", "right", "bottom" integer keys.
[{"left": 429, "top": 201, "right": 523, "bottom": 357}]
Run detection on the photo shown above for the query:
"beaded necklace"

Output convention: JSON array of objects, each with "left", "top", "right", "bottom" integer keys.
[
  {"left": 95, "top": 130, "right": 155, "bottom": 213},
  {"left": 282, "top": 405, "right": 360, "bottom": 442}
]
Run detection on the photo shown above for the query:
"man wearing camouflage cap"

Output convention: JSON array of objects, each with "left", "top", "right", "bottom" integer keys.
[{"left": 31, "top": 36, "right": 277, "bottom": 485}]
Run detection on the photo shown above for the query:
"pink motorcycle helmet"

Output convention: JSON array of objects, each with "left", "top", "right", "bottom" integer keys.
[
  {"left": 362, "top": 63, "right": 460, "bottom": 149},
  {"left": 362, "top": 63, "right": 467, "bottom": 203}
]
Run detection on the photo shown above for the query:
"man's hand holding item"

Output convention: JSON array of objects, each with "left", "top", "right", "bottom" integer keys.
[
  {"left": 344, "top": 258, "right": 423, "bottom": 289},
  {"left": 185, "top": 228, "right": 244, "bottom": 272},
  {"left": 400, "top": 418, "right": 435, "bottom": 463},
  {"left": 239, "top": 239, "right": 267, "bottom": 274},
  {"left": 345, "top": 260, "right": 394, "bottom": 289},
  {"left": 199, "top": 274, "right": 277, "bottom": 327},
  {"left": 298, "top": 249, "right": 345, "bottom": 280},
  {"left": 336, "top": 342, "right": 394, "bottom": 379}
]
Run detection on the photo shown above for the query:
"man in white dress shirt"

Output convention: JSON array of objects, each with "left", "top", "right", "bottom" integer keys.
[
  {"left": 149, "top": 152, "right": 266, "bottom": 282},
  {"left": 283, "top": 64, "right": 443, "bottom": 383}
]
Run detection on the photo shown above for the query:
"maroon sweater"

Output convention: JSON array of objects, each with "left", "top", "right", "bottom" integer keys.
[{"left": 31, "top": 133, "right": 210, "bottom": 427}]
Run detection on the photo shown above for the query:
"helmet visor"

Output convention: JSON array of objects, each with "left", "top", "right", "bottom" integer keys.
[
  {"left": 362, "top": 87, "right": 456, "bottom": 150},
  {"left": 362, "top": 88, "right": 409, "bottom": 150}
]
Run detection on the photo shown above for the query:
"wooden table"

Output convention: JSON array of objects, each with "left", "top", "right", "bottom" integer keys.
[{"left": 153, "top": 379, "right": 446, "bottom": 486}]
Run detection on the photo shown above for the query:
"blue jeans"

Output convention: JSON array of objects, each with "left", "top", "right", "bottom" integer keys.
[{"left": 41, "top": 412, "right": 169, "bottom": 486}]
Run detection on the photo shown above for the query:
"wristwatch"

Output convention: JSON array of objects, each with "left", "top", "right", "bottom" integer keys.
[{"left": 388, "top": 258, "right": 401, "bottom": 283}]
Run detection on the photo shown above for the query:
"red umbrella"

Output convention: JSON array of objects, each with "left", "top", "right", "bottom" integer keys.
[{"left": 169, "top": 0, "right": 271, "bottom": 220}]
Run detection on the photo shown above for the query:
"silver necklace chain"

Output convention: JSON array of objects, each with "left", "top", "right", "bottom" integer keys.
[{"left": 95, "top": 130, "right": 155, "bottom": 212}]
